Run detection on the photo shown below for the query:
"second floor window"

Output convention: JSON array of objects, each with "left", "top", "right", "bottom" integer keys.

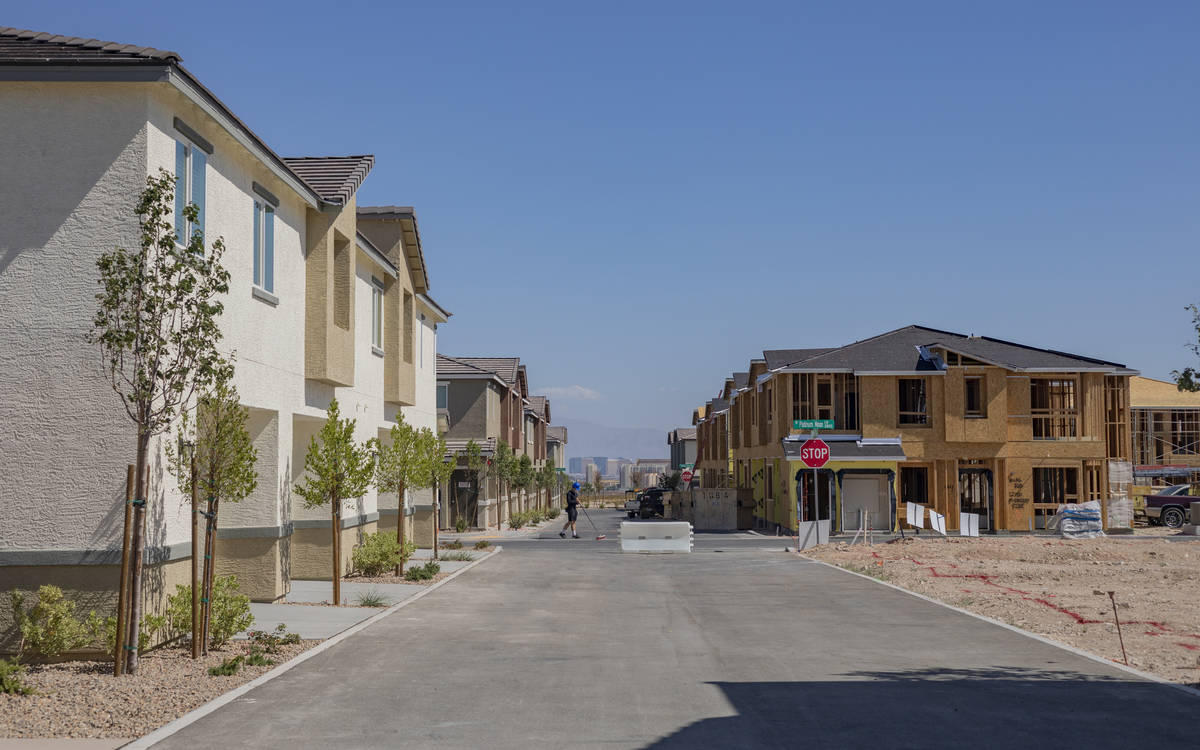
[
  {"left": 252, "top": 199, "right": 274, "bottom": 293},
  {"left": 174, "top": 139, "right": 206, "bottom": 245},
  {"left": 965, "top": 376, "right": 985, "bottom": 417},
  {"left": 371, "top": 278, "right": 384, "bottom": 352},
  {"left": 898, "top": 378, "right": 928, "bottom": 426},
  {"left": 437, "top": 383, "right": 448, "bottom": 410},
  {"left": 1031, "top": 378, "right": 1077, "bottom": 439}
]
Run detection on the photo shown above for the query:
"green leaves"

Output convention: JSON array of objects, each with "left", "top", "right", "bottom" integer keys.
[
  {"left": 88, "top": 168, "right": 231, "bottom": 438},
  {"left": 168, "top": 374, "right": 258, "bottom": 505},
  {"left": 294, "top": 398, "right": 374, "bottom": 511},
  {"left": 1174, "top": 304, "right": 1200, "bottom": 392}
]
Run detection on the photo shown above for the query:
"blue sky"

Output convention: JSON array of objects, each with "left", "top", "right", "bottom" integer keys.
[{"left": 12, "top": 1, "right": 1200, "bottom": 438}]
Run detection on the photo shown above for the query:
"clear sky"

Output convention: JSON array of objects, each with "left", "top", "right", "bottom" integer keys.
[{"left": 11, "top": 1, "right": 1200, "bottom": 435}]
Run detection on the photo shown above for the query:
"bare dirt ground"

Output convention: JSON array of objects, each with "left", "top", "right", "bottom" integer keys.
[
  {"left": 807, "top": 534, "right": 1200, "bottom": 687},
  {"left": 0, "top": 640, "right": 318, "bottom": 738}
]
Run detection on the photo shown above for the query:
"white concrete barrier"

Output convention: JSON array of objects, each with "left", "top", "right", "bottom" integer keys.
[{"left": 620, "top": 521, "right": 693, "bottom": 553}]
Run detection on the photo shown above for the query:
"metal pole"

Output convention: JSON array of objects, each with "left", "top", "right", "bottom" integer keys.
[
  {"left": 190, "top": 452, "right": 200, "bottom": 659},
  {"left": 113, "top": 464, "right": 134, "bottom": 676}
]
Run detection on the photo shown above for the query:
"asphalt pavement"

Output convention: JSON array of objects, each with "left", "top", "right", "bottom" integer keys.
[{"left": 151, "top": 508, "right": 1197, "bottom": 749}]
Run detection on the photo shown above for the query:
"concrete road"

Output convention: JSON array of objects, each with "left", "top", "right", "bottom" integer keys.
[{"left": 153, "top": 509, "right": 1197, "bottom": 749}]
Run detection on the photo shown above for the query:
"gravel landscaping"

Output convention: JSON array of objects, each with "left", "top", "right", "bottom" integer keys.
[
  {"left": 346, "top": 571, "right": 452, "bottom": 586},
  {"left": 0, "top": 640, "right": 317, "bottom": 739},
  {"left": 806, "top": 534, "right": 1200, "bottom": 686}
]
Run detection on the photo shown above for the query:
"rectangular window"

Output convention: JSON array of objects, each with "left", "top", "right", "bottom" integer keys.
[
  {"left": 419, "top": 313, "right": 426, "bottom": 368},
  {"left": 371, "top": 278, "right": 384, "bottom": 352},
  {"left": 898, "top": 378, "right": 928, "bottom": 426},
  {"left": 174, "top": 139, "right": 206, "bottom": 246},
  {"left": 403, "top": 292, "right": 414, "bottom": 364},
  {"left": 436, "top": 382, "right": 448, "bottom": 410},
  {"left": 1031, "top": 379, "right": 1077, "bottom": 439},
  {"left": 964, "top": 376, "right": 984, "bottom": 418},
  {"left": 252, "top": 200, "right": 275, "bottom": 292},
  {"left": 900, "top": 466, "right": 929, "bottom": 505},
  {"left": 1173, "top": 411, "right": 1200, "bottom": 455},
  {"left": 1033, "top": 467, "right": 1079, "bottom": 525}
]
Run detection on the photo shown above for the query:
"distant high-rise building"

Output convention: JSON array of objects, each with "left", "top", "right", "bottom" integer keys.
[{"left": 569, "top": 457, "right": 584, "bottom": 475}]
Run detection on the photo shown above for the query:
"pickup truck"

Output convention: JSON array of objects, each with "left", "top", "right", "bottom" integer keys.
[
  {"left": 1143, "top": 484, "right": 1195, "bottom": 528},
  {"left": 624, "top": 490, "right": 640, "bottom": 519}
]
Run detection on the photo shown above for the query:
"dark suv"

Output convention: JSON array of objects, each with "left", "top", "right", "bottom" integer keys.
[{"left": 639, "top": 488, "right": 666, "bottom": 519}]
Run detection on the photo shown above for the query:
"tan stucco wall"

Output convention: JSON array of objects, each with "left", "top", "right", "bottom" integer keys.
[
  {"left": 214, "top": 537, "right": 288, "bottom": 602},
  {"left": 304, "top": 198, "right": 359, "bottom": 386},
  {"left": 290, "top": 521, "right": 376, "bottom": 580}
]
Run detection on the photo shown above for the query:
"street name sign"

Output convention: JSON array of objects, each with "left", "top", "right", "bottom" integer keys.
[
  {"left": 798, "top": 438, "right": 830, "bottom": 469},
  {"left": 793, "top": 419, "right": 834, "bottom": 430}
]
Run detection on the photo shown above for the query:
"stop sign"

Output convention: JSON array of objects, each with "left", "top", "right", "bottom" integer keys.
[
  {"left": 798, "top": 439, "right": 830, "bottom": 468},
  {"left": 681, "top": 468, "right": 694, "bottom": 483}
]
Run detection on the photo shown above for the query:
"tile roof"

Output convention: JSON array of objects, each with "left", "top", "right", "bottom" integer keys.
[
  {"left": 774, "top": 325, "right": 1129, "bottom": 374},
  {"left": 437, "top": 355, "right": 521, "bottom": 385},
  {"left": 526, "top": 396, "right": 548, "bottom": 420},
  {"left": 0, "top": 27, "right": 181, "bottom": 63},
  {"left": 281, "top": 156, "right": 374, "bottom": 205},
  {"left": 445, "top": 437, "right": 496, "bottom": 457},
  {"left": 357, "top": 207, "right": 430, "bottom": 293},
  {"left": 671, "top": 427, "right": 697, "bottom": 441},
  {"left": 547, "top": 425, "right": 568, "bottom": 443}
]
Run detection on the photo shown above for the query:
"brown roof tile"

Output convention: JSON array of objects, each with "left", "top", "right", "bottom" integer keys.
[
  {"left": 0, "top": 26, "right": 181, "bottom": 63},
  {"left": 282, "top": 155, "right": 374, "bottom": 205}
]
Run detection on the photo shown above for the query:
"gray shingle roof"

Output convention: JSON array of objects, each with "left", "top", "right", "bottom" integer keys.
[
  {"left": 776, "top": 325, "right": 1128, "bottom": 374},
  {"left": 437, "top": 355, "right": 521, "bottom": 385},
  {"left": 0, "top": 27, "right": 180, "bottom": 63},
  {"left": 764, "top": 348, "right": 836, "bottom": 371},
  {"left": 547, "top": 425, "right": 567, "bottom": 443},
  {"left": 282, "top": 156, "right": 374, "bottom": 205},
  {"left": 731, "top": 372, "right": 751, "bottom": 390},
  {"left": 670, "top": 427, "right": 697, "bottom": 442}
]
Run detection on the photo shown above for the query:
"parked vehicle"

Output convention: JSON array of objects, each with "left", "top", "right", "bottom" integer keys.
[
  {"left": 1143, "top": 484, "right": 1195, "bottom": 528},
  {"left": 624, "top": 490, "right": 640, "bottom": 519},
  {"left": 639, "top": 488, "right": 666, "bottom": 519}
]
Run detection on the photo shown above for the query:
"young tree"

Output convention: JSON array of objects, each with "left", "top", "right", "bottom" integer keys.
[
  {"left": 1174, "top": 304, "right": 1200, "bottom": 391},
  {"left": 591, "top": 465, "right": 605, "bottom": 499},
  {"left": 663, "top": 470, "right": 682, "bottom": 492},
  {"left": 373, "top": 414, "right": 428, "bottom": 573},
  {"left": 167, "top": 375, "right": 257, "bottom": 655},
  {"left": 515, "top": 454, "right": 534, "bottom": 510},
  {"left": 463, "top": 439, "right": 487, "bottom": 530},
  {"left": 427, "top": 431, "right": 455, "bottom": 556},
  {"left": 493, "top": 441, "right": 515, "bottom": 524},
  {"left": 536, "top": 459, "right": 557, "bottom": 510},
  {"left": 89, "top": 168, "right": 231, "bottom": 674},
  {"left": 294, "top": 399, "right": 374, "bottom": 606}
]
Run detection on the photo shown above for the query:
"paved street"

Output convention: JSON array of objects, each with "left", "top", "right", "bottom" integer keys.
[{"left": 153, "top": 509, "right": 1197, "bottom": 749}]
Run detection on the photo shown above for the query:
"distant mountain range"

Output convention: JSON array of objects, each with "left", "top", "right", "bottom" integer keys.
[{"left": 559, "top": 418, "right": 668, "bottom": 462}]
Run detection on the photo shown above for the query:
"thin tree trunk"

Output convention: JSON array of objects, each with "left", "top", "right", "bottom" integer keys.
[
  {"left": 125, "top": 434, "right": 150, "bottom": 674},
  {"left": 395, "top": 479, "right": 406, "bottom": 575},
  {"left": 113, "top": 464, "right": 134, "bottom": 676},
  {"left": 190, "top": 453, "right": 200, "bottom": 659},
  {"left": 201, "top": 494, "right": 218, "bottom": 656},
  {"left": 432, "top": 480, "right": 439, "bottom": 560},
  {"left": 332, "top": 496, "right": 341, "bottom": 606}
]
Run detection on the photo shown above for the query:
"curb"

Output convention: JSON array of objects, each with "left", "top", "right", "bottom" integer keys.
[
  {"left": 804, "top": 555, "right": 1200, "bottom": 700},
  {"left": 122, "top": 546, "right": 503, "bottom": 749}
]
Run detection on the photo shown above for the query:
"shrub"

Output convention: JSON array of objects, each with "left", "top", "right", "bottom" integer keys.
[
  {"left": 454, "top": 517, "right": 469, "bottom": 533},
  {"left": 0, "top": 658, "right": 33, "bottom": 695},
  {"left": 208, "top": 654, "right": 243, "bottom": 676},
  {"left": 10, "top": 587, "right": 91, "bottom": 659},
  {"left": 84, "top": 611, "right": 154, "bottom": 656},
  {"left": 403, "top": 561, "right": 441, "bottom": 581},
  {"left": 245, "top": 647, "right": 274, "bottom": 667},
  {"left": 508, "top": 511, "right": 529, "bottom": 530},
  {"left": 441, "top": 540, "right": 463, "bottom": 550},
  {"left": 546, "top": 508, "right": 561, "bottom": 520},
  {"left": 352, "top": 532, "right": 415, "bottom": 577},
  {"left": 441, "top": 551, "right": 473, "bottom": 562},
  {"left": 164, "top": 576, "right": 253, "bottom": 648},
  {"left": 354, "top": 589, "right": 390, "bottom": 607},
  {"left": 246, "top": 624, "right": 300, "bottom": 654},
  {"left": 474, "top": 539, "right": 490, "bottom": 550}
]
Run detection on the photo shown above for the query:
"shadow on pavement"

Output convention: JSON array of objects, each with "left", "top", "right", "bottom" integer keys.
[{"left": 644, "top": 666, "right": 1194, "bottom": 749}]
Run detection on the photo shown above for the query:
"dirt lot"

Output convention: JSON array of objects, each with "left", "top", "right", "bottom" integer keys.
[
  {"left": 0, "top": 639, "right": 317, "bottom": 738},
  {"left": 807, "top": 534, "right": 1200, "bottom": 687}
]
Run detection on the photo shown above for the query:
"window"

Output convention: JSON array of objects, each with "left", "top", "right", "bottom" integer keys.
[
  {"left": 403, "top": 292, "right": 414, "bottom": 364},
  {"left": 371, "top": 278, "right": 384, "bottom": 353},
  {"left": 900, "top": 466, "right": 929, "bottom": 505},
  {"left": 964, "top": 376, "right": 985, "bottom": 418},
  {"left": 898, "top": 378, "right": 928, "bottom": 426},
  {"left": 174, "top": 139, "right": 206, "bottom": 245},
  {"left": 252, "top": 199, "right": 275, "bottom": 293},
  {"left": 437, "top": 382, "right": 448, "bottom": 410},
  {"left": 1174, "top": 411, "right": 1200, "bottom": 455},
  {"left": 1031, "top": 379, "right": 1077, "bottom": 439},
  {"left": 419, "top": 313, "right": 426, "bottom": 368},
  {"left": 1033, "top": 467, "right": 1079, "bottom": 525}
]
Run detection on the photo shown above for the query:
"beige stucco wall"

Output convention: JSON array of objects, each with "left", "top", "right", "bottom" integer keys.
[
  {"left": 290, "top": 521, "right": 377, "bottom": 581},
  {"left": 214, "top": 536, "right": 288, "bottom": 602}
]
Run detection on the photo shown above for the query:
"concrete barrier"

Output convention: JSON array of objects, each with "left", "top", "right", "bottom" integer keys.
[
  {"left": 1184, "top": 502, "right": 1200, "bottom": 536},
  {"left": 620, "top": 521, "right": 693, "bottom": 553}
]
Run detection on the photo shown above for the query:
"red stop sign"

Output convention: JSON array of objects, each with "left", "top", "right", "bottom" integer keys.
[
  {"left": 799, "top": 439, "right": 830, "bottom": 468},
  {"left": 681, "top": 469, "right": 694, "bottom": 483}
]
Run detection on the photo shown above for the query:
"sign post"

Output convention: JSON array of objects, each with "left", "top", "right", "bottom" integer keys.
[
  {"left": 681, "top": 468, "right": 694, "bottom": 484},
  {"left": 796, "top": 434, "right": 830, "bottom": 549}
]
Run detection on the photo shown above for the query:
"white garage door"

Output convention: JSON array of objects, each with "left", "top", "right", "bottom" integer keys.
[{"left": 841, "top": 475, "right": 889, "bottom": 532}]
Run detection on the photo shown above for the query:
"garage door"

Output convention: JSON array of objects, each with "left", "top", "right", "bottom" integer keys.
[{"left": 841, "top": 475, "right": 889, "bottom": 532}]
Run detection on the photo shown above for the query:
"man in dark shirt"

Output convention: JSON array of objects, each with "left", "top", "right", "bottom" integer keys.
[{"left": 559, "top": 482, "right": 580, "bottom": 539}]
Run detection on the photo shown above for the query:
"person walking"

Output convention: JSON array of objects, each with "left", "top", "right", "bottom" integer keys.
[{"left": 560, "top": 482, "right": 580, "bottom": 539}]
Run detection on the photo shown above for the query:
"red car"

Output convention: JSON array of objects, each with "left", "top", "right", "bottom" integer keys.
[{"left": 1143, "top": 484, "right": 1195, "bottom": 528}]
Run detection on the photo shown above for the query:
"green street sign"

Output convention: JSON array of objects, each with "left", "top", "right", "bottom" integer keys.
[
  {"left": 793, "top": 419, "right": 834, "bottom": 430},
  {"left": 680, "top": 463, "right": 694, "bottom": 469}
]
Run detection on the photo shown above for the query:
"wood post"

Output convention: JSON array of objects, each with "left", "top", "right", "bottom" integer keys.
[
  {"left": 332, "top": 499, "right": 341, "bottom": 606},
  {"left": 199, "top": 490, "right": 217, "bottom": 656},
  {"left": 190, "top": 453, "right": 200, "bottom": 659},
  {"left": 125, "top": 454, "right": 149, "bottom": 675},
  {"left": 113, "top": 464, "right": 135, "bottom": 677}
]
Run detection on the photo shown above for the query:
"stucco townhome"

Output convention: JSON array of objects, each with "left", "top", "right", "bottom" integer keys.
[{"left": 0, "top": 26, "right": 449, "bottom": 637}]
